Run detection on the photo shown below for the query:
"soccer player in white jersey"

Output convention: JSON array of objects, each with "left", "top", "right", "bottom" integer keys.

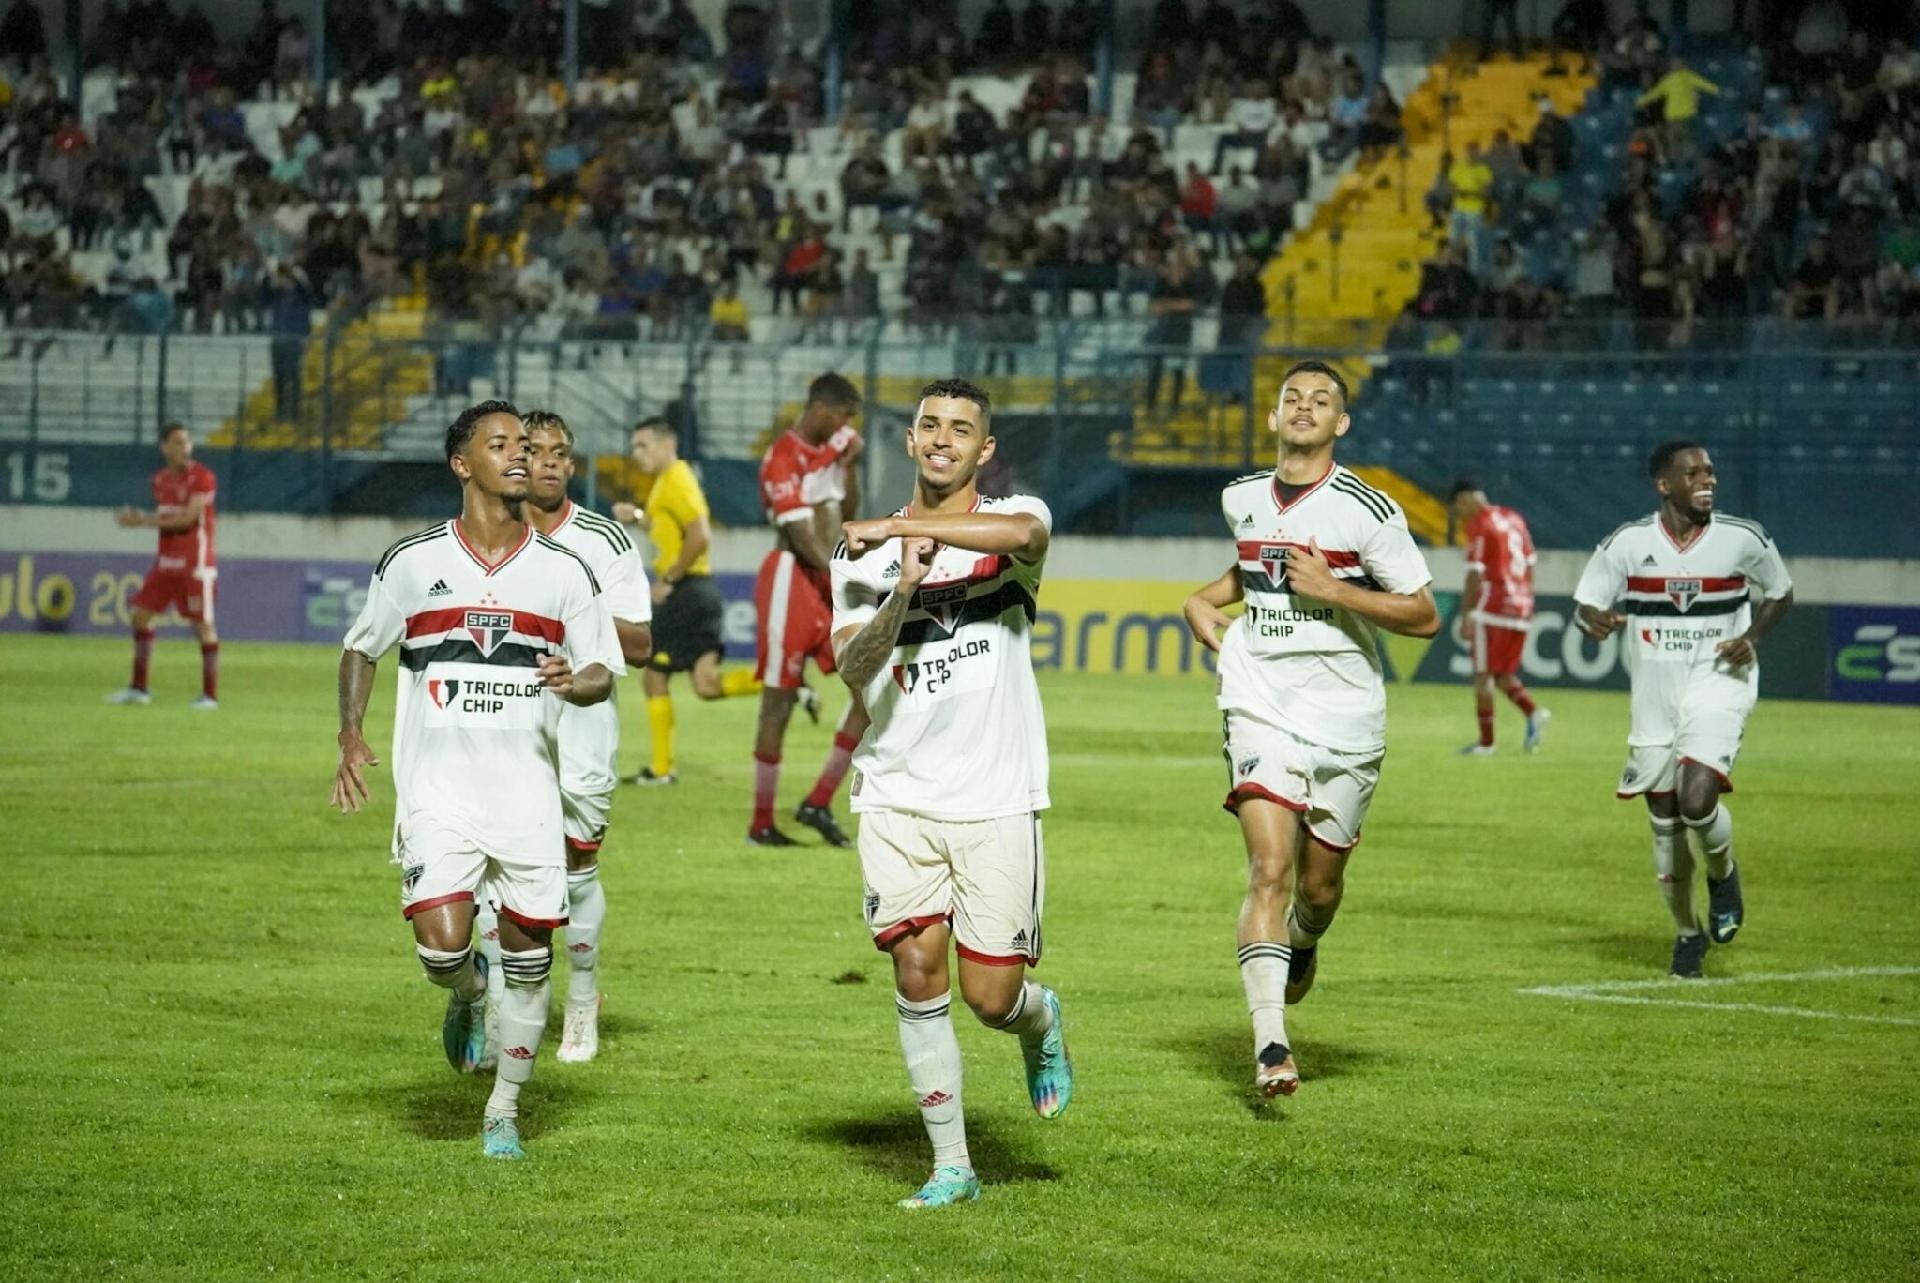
[
  {"left": 471, "top": 410, "right": 654, "bottom": 1066},
  {"left": 330, "top": 400, "right": 625, "bottom": 1159},
  {"left": 1574, "top": 441, "right": 1793, "bottom": 978},
  {"left": 830, "top": 377, "right": 1073, "bottom": 1210},
  {"left": 1183, "top": 361, "right": 1439, "bottom": 1099}
]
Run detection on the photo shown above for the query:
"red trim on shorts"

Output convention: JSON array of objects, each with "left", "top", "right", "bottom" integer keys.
[
  {"left": 1304, "top": 824, "right": 1359, "bottom": 853},
  {"left": 1679, "top": 756, "right": 1734, "bottom": 792},
  {"left": 402, "top": 891, "right": 474, "bottom": 919},
  {"left": 956, "top": 942, "right": 1032, "bottom": 967},
  {"left": 1222, "top": 783, "right": 1309, "bottom": 815},
  {"left": 500, "top": 905, "right": 570, "bottom": 929},
  {"left": 873, "top": 912, "right": 951, "bottom": 951},
  {"left": 565, "top": 836, "right": 603, "bottom": 854}
]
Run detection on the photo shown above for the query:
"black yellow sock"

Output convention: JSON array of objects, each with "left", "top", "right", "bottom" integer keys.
[{"left": 647, "top": 694, "right": 675, "bottom": 777}]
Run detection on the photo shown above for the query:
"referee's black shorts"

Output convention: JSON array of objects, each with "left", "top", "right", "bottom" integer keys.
[{"left": 647, "top": 575, "right": 727, "bottom": 673}]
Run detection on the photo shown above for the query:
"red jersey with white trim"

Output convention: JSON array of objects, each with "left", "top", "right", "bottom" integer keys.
[
  {"left": 1215, "top": 464, "right": 1433, "bottom": 755},
  {"left": 760, "top": 424, "right": 859, "bottom": 529},
  {"left": 830, "top": 495, "right": 1051, "bottom": 821},
  {"left": 343, "top": 520, "right": 625, "bottom": 864},
  {"left": 1573, "top": 513, "right": 1791, "bottom": 740},
  {"left": 153, "top": 462, "right": 217, "bottom": 572},
  {"left": 1463, "top": 503, "right": 1535, "bottom": 622}
]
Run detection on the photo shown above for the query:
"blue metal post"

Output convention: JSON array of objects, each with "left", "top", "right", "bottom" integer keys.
[
  {"left": 308, "top": 0, "right": 327, "bottom": 96},
  {"left": 564, "top": 0, "right": 581, "bottom": 99},
  {"left": 824, "top": 0, "right": 847, "bottom": 122},
  {"left": 1094, "top": 0, "right": 1116, "bottom": 117}
]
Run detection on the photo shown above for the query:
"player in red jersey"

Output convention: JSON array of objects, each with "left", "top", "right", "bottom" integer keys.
[
  {"left": 749, "top": 372, "right": 873, "bottom": 847},
  {"left": 107, "top": 422, "right": 220, "bottom": 709},
  {"left": 1449, "top": 480, "right": 1548, "bottom": 755}
]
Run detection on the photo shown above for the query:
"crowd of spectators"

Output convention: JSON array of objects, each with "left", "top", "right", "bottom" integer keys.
[
  {"left": 0, "top": 0, "right": 1387, "bottom": 415},
  {"left": 1403, "top": 4, "right": 1920, "bottom": 353}
]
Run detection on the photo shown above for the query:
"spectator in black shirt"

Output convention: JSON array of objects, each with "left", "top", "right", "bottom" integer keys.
[
  {"left": 978, "top": 0, "right": 1015, "bottom": 68},
  {"left": 1145, "top": 254, "right": 1200, "bottom": 411},
  {"left": 1021, "top": 0, "right": 1053, "bottom": 62}
]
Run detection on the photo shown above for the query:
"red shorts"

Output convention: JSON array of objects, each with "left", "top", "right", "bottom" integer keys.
[
  {"left": 132, "top": 565, "right": 217, "bottom": 623},
  {"left": 1469, "top": 617, "right": 1528, "bottom": 675},
  {"left": 755, "top": 550, "right": 836, "bottom": 688}
]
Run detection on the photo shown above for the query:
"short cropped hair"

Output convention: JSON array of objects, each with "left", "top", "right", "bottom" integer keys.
[
  {"left": 523, "top": 409, "right": 574, "bottom": 448},
  {"left": 159, "top": 421, "right": 189, "bottom": 442},
  {"left": 1447, "top": 478, "right": 1481, "bottom": 502},
  {"left": 632, "top": 415, "right": 674, "bottom": 442},
  {"left": 1280, "top": 359, "right": 1349, "bottom": 408},
  {"left": 918, "top": 377, "right": 992, "bottom": 419},
  {"left": 445, "top": 399, "right": 520, "bottom": 462},
  {"left": 807, "top": 372, "right": 861, "bottom": 409},
  {"left": 1647, "top": 439, "right": 1705, "bottom": 478}
]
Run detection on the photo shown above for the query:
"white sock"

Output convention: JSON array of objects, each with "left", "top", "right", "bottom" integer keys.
[
  {"left": 486, "top": 948, "right": 551, "bottom": 1119},
  {"left": 1238, "top": 941, "right": 1291, "bottom": 1056},
  {"left": 896, "top": 992, "right": 970, "bottom": 1171},
  {"left": 1286, "top": 903, "right": 1327, "bottom": 951},
  {"left": 987, "top": 981, "right": 1055, "bottom": 1040},
  {"left": 565, "top": 864, "right": 605, "bottom": 1004},
  {"left": 416, "top": 945, "right": 484, "bottom": 1003},
  {"left": 1686, "top": 805, "right": 1735, "bottom": 881},
  {"left": 474, "top": 902, "right": 506, "bottom": 1004},
  {"left": 1650, "top": 815, "right": 1700, "bottom": 935}
]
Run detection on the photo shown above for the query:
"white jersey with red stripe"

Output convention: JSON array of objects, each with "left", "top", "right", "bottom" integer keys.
[
  {"left": 343, "top": 520, "right": 625, "bottom": 865},
  {"left": 540, "top": 502, "right": 652, "bottom": 812},
  {"left": 830, "top": 495, "right": 1051, "bottom": 822},
  {"left": 1463, "top": 502, "right": 1535, "bottom": 623},
  {"left": 1215, "top": 464, "right": 1434, "bottom": 756},
  {"left": 760, "top": 424, "right": 858, "bottom": 528},
  {"left": 1573, "top": 512, "right": 1792, "bottom": 745}
]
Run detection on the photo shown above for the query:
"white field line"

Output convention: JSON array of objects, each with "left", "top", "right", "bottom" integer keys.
[{"left": 1522, "top": 965, "right": 1920, "bottom": 1027}]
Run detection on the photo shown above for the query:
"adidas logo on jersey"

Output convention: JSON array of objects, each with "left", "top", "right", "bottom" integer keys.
[
  {"left": 1640, "top": 555, "right": 1658, "bottom": 567},
  {"left": 427, "top": 578, "right": 452, "bottom": 597},
  {"left": 1238, "top": 514, "right": 1255, "bottom": 529},
  {"left": 882, "top": 560, "right": 901, "bottom": 580},
  {"left": 1010, "top": 929, "right": 1030, "bottom": 951}
]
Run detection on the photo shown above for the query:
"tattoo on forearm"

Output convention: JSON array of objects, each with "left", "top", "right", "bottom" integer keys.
[{"left": 840, "top": 590, "right": 915, "bottom": 689}]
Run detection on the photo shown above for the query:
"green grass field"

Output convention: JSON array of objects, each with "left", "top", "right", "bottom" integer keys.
[{"left": 5, "top": 635, "right": 1918, "bottom": 1281}]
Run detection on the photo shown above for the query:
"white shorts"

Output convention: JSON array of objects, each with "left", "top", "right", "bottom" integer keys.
[
  {"left": 1220, "top": 711, "right": 1380, "bottom": 852},
  {"left": 397, "top": 821, "right": 569, "bottom": 929},
  {"left": 858, "top": 809, "right": 1045, "bottom": 966},
  {"left": 1617, "top": 698, "right": 1751, "bottom": 797},
  {"left": 558, "top": 699, "right": 618, "bottom": 853}
]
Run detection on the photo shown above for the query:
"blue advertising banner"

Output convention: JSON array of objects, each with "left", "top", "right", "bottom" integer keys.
[{"left": 1827, "top": 606, "right": 1920, "bottom": 705}]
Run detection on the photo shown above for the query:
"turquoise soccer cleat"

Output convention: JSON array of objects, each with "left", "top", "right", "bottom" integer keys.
[
  {"left": 1020, "top": 986, "right": 1074, "bottom": 1120},
  {"left": 482, "top": 1114, "right": 525, "bottom": 1160},
  {"left": 898, "top": 1165, "right": 980, "bottom": 1209},
  {"left": 442, "top": 953, "right": 489, "bottom": 1073}
]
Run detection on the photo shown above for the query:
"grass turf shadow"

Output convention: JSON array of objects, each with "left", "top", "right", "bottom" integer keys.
[
  {"left": 1170, "top": 1024, "right": 1386, "bottom": 1114},
  {"left": 806, "top": 1114, "right": 1062, "bottom": 1185},
  {"left": 365, "top": 1068, "right": 596, "bottom": 1143}
]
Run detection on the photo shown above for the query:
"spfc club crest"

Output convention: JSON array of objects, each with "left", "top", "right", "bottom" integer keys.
[
  {"left": 1665, "top": 579, "right": 1702, "bottom": 612},
  {"left": 464, "top": 609, "right": 514, "bottom": 655},
  {"left": 1259, "top": 545, "right": 1289, "bottom": 576},
  {"left": 427, "top": 678, "right": 460, "bottom": 709}
]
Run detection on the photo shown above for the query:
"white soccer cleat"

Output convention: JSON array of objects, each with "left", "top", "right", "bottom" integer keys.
[
  {"left": 1524, "top": 707, "right": 1552, "bottom": 752},
  {"left": 1457, "top": 743, "right": 1496, "bottom": 757},
  {"left": 557, "top": 992, "right": 602, "bottom": 1063},
  {"left": 189, "top": 695, "right": 219, "bottom": 711},
  {"left": 105, "top": 688, "right": 152, "bottom": 705}
]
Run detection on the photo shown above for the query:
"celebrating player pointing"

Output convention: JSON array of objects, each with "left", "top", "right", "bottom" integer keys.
[
  {"left": 1184, "top": 361, "right": 1439, "bottom": 1099},
  {"left": 330, "top": 400, "right": 625, "bottom": 1159},
  {"left": 830, "top": 377, "right": 1073, "bottom": 1210},
  {"left": 1574, "top": 441, "right": 1793, "bottom": 978}
]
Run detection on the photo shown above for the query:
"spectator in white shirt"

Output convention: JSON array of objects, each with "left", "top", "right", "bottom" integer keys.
[{"left": 1213, "top": 80, "right": 1276, "bottom": 175}]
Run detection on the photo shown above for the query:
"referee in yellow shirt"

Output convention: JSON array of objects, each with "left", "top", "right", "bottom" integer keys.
[{"left": 613, "top": 416, "right": 765, "bottom": 783}]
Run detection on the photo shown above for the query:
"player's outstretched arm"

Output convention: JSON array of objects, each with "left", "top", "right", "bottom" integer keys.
[
  {"left": 833, "top": 536, "right": 936, "bottom": 689},
  {"left": 1284, "top": 539, "right": 1441, "bottom": 638},
  {"left": 844, "top": 512, "right": 1047, "bottom": 564},
  {"left": 332, "top": 650, "right": 380, "bottom": 813},
  {"left": 1717, "top": 589, "right": 1794, "bottom": 666},
  {"left": 785, "top": 516, "right": 838, "bottom": 574},
  {"left": 615, "top": 619, "right": 653, "bottom": 668},
  {"left": 1183, "top": 563, "right": 1243, "bottom": 653}
]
